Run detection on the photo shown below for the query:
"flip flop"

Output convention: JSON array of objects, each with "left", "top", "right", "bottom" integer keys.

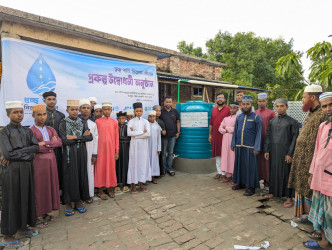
[
  {"left": 0, "top": 239, "right": 23, "bottom": 249},
  {"left": 97, "top": 193, "right": 108, "bottom": 200},
  {"left": 17, "top": 228, "right": 39, "bottom": 238},
  {"left": 140, "top": 187, "right": 148, "bottom": 192},
  {"left": 108, "top": 192, "right": 115, "bottom": 198},
  {"left": 64, "top": 209, "right": 75, "bottom": 216},
  {"left": 36, "top": 219, "right": 48, "bottom": 229},
  {"left": 42, "top": 214, "right": 56, "bottom": 222},
  {"left": 75, "top": 206, "right": 87, "bottom": 213},
  {"left": 264, "top": 194, "right": 274, "bottom": 199},
  {"left": 303, "top": 240, "right": 326, "bottom": 249},
  {"left": 131, "top": 190, "right": 138, "bottom": 194},
  {"left": 283, "top": 202, "right": 293, "bottom": 208},
  {"left": 295, "top": 215, "right": 311, "bottom": 224},
  {"left": 85, "top": 198, "right": 93, "bottom": 204},
  {"left": 308, "top": 231, "right": 322, "bottom": 241},
  {"left": 123, "top": 186, "right": 130, "bottom": 193}
]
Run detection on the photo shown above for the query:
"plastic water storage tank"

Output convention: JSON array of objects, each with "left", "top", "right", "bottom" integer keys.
[{"left": 175, "top": 100, "right": 214, "bottom": 160}]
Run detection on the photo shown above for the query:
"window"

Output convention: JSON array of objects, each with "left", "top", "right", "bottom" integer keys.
[{"left": 192, "top": 87, "right": 203, "bottom": 97}]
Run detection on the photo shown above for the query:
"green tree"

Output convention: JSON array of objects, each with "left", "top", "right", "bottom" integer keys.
[
  {"left": 177, "top": 41, "right": 206, "bottom": 58},
  {"left": 178, "top": 31, "right": 304, "bottom": 102},
  {"left": 275, "top": 41, "right": 332, "bottom": 94}
]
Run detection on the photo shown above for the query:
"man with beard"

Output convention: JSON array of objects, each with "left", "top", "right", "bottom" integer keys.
[
  {"left": 255, "top": 93, "right": 276, "bottom": 188},
  {"left": 209, "top": 93, "right": 230, "bottom": 180},
  {"left": 303, "top": 92, "right": 332, "bottom": 249},
  {"left": 160, "top": 97, "right": 180, "bottom": 176},
  {"left": 231, "top": 96, "right": 262, "bottom": 196},
  {"left": 43, "top": 91, "right": 65, "bottom": 190},
  {"left": 288, "top": 84, "right": 325, "bottom": 228},
  {"left": 236, "top": 91, "right": 254, "bottom": 116}
]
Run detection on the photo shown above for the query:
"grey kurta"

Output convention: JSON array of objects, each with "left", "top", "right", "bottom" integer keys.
[
  {"left": 264, "top": 115, "right": 299, "bottom": 198},
  {"left": 0, "top": 124, "right": 39, "bottom": 235}
]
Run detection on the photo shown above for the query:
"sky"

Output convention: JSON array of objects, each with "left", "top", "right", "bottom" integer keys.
[{"left": 0, "top": 0, "right": 331, "bottom": 77}]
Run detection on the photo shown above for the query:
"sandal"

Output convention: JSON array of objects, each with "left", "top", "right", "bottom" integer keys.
[
  {"left": 0, "top": 239, "right": 23, "bottom": 249},
  {"left": 97, "top": 192, "right": 108, "bottom": 200},
  {"left": 229, "top": 182, "right": 237, "bottom": 187},
  {"left": 295, "top": 215, "right": 311, "bottom": 224},
  {"left": 75, "top": 206, "right": 87, "bottom": 213},
  {"left": 36, "top": 219, "right": 48, "bottom": 229},
  {"left": 283, "top": 201, "right": 293, "bottom": 208},
  {"left": 64, "top": 208, "right": 75, "bottom": 216},
  {"left": 123, "top": 186, "right": 130, "bottom": 193},
  {"left": 17, "top": 228, "right": 39, "bottom": 238},
  {"left": 219, "top": 177, "right": 232, "bottom": 183},
  {"left": 108, "top": 192, "right": 115, "bottom": 198},
  {"left": 140, "top": 187, "right": 148, "bottom": 192},
  {"left": 131, "top": 189, "right": 138, "bottom": 194},
  {"left": 214, "top": 174, "right": 221, "bottom": 179},
  {"left": 264, "top": 194, "right": 274, "bottom": 199},
  {"left": 303, "top": 240, "right": 326, "bottom": 249},
  {"left": 114, "top": 187, "right": 121, "bottom": 193},
  {"left": 151, "top": 179, "right": 158, "bottom": 184},
  {"left": 42, "top": 214, "right": 56, "bottom": 222},
  {"left": 308, "top": 231, "right": 322, "bottom": 241},
  {"left": 86, "top": 198, "right": 93, "bottom": 204}
]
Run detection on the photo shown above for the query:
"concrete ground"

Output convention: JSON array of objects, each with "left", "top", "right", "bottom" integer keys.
[{"left": 12, "top": 172, "right": 314, "bottom": 249}]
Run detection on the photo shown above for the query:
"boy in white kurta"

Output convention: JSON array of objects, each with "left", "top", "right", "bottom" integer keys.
[
  {"left": 148, "top": 111, "right": 161, "bottom": 184},
  {"left": 127, "top": 102, "right": 151, "bottom": 193},
  {"left": 79, "top": 99, "right": 99, "bottom": 202}
]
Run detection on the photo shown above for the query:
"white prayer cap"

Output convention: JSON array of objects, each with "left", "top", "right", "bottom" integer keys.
[
  {"left": 319, "top": 92, "right": 332, "bottom": 101},
  {"left": 6, "top": 101, "right": 23, "bottom": 109},
  {"left": 126, "top": 110, "right": 134, "bottom": 116},
  {"left": 304, "top": 84, "right": 322, "bottom": 93},
  {"left": 88, "top": 97, "right": 98, "bottom": 103},
  {"left": 257, "top": 93, "right": 268, "bottom": 99},
  {"left": 102, "top": 102, "right": 112, "bottom": 107},
  {"left": 94, "top": 104, "right": 102, "bottom": 110},
  {"left": 148, "top": 110, "right": 156, "bottom": 116},
  {"left": 79, "top": 99, "right": 91, "bottom": 107}
]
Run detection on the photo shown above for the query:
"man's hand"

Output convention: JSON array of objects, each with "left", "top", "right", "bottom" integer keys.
[
  {"left": 115, "top": 153, "right": 119, "bottom": 160},
  {"left": 223, "top": 125, "right": 226, "bottom": 129},
  {"left": 158, "top": 151, "right": 161, "bottom": 155},
  {"left": 66, "top": 135, "right": 77, "bottom": 140},
  {"left": 0, "top": 156, "right": 10, "bottom": 166},
  {"left": 208, "top": 135, "right": 212, "bottom": 142},
  {"left": 308, "top": 175, "right": 313, "bottom": 186},
  {"left": 253, "top": 151, "right": 260, "bottom": 156},
  {"left": 161, "top": 130, "right": 166, "bottom": 136},
  {"left": 38, "top": 141, "right": 46, "bottom": 146},
  {"left": 51, "top": 136, "right": 57, "bottom": 141},
  {"left": 143, "top": 130, "right": 147, "bottom": 133},
  {"left": 264, "top": 153, "right": 269, "bottom": 160},
  {"left": 225, "top": 129, "right": 229, "bottom": 133},
  {"left": 91, "top": 157, "right": 97, "bottom": 165},
  {"left": 130, "top": 127, "right": 133, "bottom": 131},
  {"left": 285, "top": 155, "right": 293, "bottom": 164},
  {"left": 175, "top": 132, "right": 180, "bottom": 139},
  {"left": 231, "top": 147, "right": 235, "bottom": 151},
  {"left": 83, "top": 130, "right": 91, "bottom": 136}
]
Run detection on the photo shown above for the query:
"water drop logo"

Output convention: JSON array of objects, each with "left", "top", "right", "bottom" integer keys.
[{"left": 26, "top": 55, "right": 56, "bottom": 95}]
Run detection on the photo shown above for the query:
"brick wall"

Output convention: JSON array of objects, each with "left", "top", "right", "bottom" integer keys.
[{"left": 157, "top": 56, "right": 222, "bottom": 81}]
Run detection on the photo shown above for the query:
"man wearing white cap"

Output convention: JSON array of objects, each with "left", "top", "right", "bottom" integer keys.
[
  {"left": 126, "top": 109, "right": 134, "bottom": 121},
  {"left": 94, "top": 104, "right": 103, "bottom": 120},
  {"left": 78, "top": 99, "right": 99, "bottom": 203},
  {"left": 148, "top": 110, "right": 161, "bottom": 184},
  {"left": 0, "top": 101, "right": 40, "bottom": 248},
  {"left": 255, "top": 93, "right": 276, "bottom": 188},
  {"left": 288, "top": 84, "right": 326, "bottom": 224},
  {"left": 304, "top": 92, "right": 332, "bottom": 249}
]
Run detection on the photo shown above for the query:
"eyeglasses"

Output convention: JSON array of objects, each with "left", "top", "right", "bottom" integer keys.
[{"left": 216, "top": 97, "right": 225, "bottom": 100}]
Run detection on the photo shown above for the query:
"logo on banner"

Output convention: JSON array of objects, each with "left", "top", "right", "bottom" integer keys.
[{"left": 26, "top": 54, "right": 56, "bottom": 96}]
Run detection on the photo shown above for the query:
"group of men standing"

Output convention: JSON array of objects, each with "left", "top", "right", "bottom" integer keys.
[
  {"left": 0, "top": 92, "right": 180, "bottom": 249},
  {"left": 209, "top": 86, "right": 332, "bottom": 249}
]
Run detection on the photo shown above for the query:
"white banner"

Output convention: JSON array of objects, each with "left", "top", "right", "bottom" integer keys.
[{"left": 0, "top": 38, "right": 159, "bottom": 126}]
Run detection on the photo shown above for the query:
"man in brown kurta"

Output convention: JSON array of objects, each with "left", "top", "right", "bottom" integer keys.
[{"left": 288, "top": 84, "right": 325, "bottom": 222}]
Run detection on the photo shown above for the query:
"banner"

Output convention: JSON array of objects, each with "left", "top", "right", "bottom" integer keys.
[{"left": 0, "top": 38, "right": 159, "bottom": 126}]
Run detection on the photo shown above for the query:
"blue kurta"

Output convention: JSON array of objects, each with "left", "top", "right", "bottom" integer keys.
[{"left": 231, "top": 112, "right": 262, "bottom": 188}]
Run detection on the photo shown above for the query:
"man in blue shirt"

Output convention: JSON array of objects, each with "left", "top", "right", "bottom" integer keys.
[{"left": 231, "top": 96, "right": 262, "bottom": 196}]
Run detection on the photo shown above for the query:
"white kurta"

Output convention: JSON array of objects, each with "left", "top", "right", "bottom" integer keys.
[
  {"left": 148, "top": 122, "right": 161, "bottom": 176},
  {"left": 127, "top": 117, "right": 151, "bottom": 184},
  {"left": 86, "top": 119, "right": 98, "bottom": 197}
]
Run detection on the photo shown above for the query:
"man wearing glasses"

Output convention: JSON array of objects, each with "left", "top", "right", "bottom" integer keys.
[{"left": 209, "top": 93, "right": 230, "bottom": 180}]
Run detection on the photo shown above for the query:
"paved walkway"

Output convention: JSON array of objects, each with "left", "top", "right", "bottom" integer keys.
[{"left": 16, "top": 172, "right": 312, "bottom": 249}]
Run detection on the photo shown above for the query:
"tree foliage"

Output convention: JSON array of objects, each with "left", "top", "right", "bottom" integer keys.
[{"left": 178, "top": 31, "right": 305, "bottom": 102}]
